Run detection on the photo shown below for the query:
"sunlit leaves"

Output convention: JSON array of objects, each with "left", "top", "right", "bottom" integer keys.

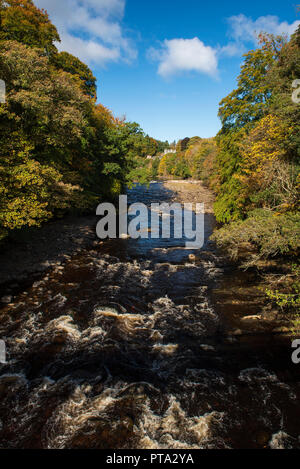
[{"left": 0, "top": 0, "right": 60, "bottom": 55}]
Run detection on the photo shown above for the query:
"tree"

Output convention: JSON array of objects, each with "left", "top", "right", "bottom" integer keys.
[
  {"left": 184, "top": 138, "right": 217, "bottom": 184},
  {"left": 0, "top": 0, "right": 60, "bottom": 56},
  {"left": 268, "top": 27, "right": 300, "bottom": 162},
  {"left": 214, "top": 34, "right": 288, "bottom": 223},
  {"left": 0, "top": 0, "right": 170, "bottom": 241},
  {"left": 52, "top": 51, "right": 97, "bottom": 100},
  {"left": 238, "top": 114, "right": 298, "bottom": 212},
  {"left": 0, "top": 41, "right": 92, "bottom": 168},
  {"left": 0, "top": 40, "right": 94, "bottom": 237},
  {"left": 218, "top": 34, "right": 285, "bottom": 130}
]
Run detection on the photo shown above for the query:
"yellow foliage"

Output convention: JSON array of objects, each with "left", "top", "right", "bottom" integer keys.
[
  {"left": 237, "top": 115, "right": 299, "bottom": 211},
  {"left": 239, "top": 115, "right": 291, "bottom": 176}
]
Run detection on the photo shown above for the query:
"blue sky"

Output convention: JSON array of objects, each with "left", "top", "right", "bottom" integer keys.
[{"left": 34, "top": 0, "right": 300, "bottom": 142}]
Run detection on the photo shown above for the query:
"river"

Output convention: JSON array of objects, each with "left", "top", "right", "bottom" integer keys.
[{"left": 0, "top": 181, "right": 299, "bottom": 449}]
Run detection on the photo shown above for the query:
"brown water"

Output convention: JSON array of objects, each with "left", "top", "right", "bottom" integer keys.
[{"left": 0, "top": 182, "right": 299, "bottom": 449}]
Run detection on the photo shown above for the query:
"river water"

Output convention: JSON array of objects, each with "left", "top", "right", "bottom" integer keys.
[{"left": 0, "top": 182, "right": 299, "bottom": 449}]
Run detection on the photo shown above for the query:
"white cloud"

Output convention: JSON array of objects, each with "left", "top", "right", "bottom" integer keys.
[
  {"left": 218, "top": 42, "right": 245, "bottom": 58},
  {"left": 149, "top": 38, "right": 218, "bottom": 78},
  {"left": 58, "top": 32, "right": 120, "bottom": 64},
  {"left": 227, "top": 14, "right": 300, "bottom": 44},
  {"left": 79, "top": 0, "right": 125, "bottom": 18},
  {"left": 217, "top": 14, "right": 300, "bottom": 59},
  {"left": 148, "top": 14, "right": 300, "bottom": 79},
  {"left": 34, "top": 0, "right": 136, "bottom": 66}
]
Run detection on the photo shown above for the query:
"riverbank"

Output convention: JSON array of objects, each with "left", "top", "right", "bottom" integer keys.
[
  {"left": 0, "top": 215, "right": 99, "bottom": 298},
  {"left": 163, "top": 180, "right": 215, "bottom": 211}
]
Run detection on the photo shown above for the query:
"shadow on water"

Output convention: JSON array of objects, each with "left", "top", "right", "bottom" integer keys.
[{"left": 0, "top": 182, "right": 299, "bottom": 449}]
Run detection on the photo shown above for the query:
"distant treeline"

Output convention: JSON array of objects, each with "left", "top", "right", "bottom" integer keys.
[
  {"left": 0, "top": 0, "right": 169, "bottom": 242},
  {"left": 156, "top": 136, "right": 217, "bottom": 181}
]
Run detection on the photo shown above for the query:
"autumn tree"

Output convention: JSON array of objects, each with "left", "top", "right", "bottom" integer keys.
[
  {"left": 212, "top": 26, "right": 300, "bottom": 277},
  {"left": 0, "top": 0, "right": 197, "bottom": 242},
  {"left": 184, "top": 138, "right": 217, "bottom": 185},
  {"left": 52, "top": 51, "right": 97, "bottom": 100},
  {"left": 215, "top": 34, "right": 288, "bottom": 222},
  {"left": 0, "top": 40, "right": 95, "bottom": 238},
  {"left": 0, "top": 0, "right": 60, "bottom": 56},
  {"left": 238, "top": 115, "right": 298, "bottom": 212}
]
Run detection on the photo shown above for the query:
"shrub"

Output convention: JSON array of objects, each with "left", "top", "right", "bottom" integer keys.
[{"left": 211, "top": 209, "right": 300, "bottom": 267}]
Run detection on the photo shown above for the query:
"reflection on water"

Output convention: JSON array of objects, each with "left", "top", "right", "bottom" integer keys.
[{"left": 0, "top": 182, "right": 299, "bottom": 449}]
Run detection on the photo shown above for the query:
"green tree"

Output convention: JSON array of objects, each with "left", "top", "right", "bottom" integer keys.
[
  {"left": 218, "top": 34, "right": 285, "bottom": 130},
  {"left": 0, "top": 40, "right": 94, "bottom": 237},
  {"left": 0, "top": 0, "right": 60, "bottom": 56},
  {"left": 268, "top": 26, "right": 300, "bottom": 162},
  {"left": 52, "top": 51, "right": 97, "bottom": 100}
]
